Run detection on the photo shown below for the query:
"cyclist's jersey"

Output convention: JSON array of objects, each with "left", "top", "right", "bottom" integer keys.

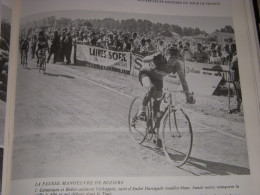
[
  {"left": 21, "top": 40, "right": 29, "bottom": 50},
  {"left": 37, "top": 36, "right": 48, "bottom": 50},
  {"left": 139, "top": 53, "right": 182, "bottom": 81}
]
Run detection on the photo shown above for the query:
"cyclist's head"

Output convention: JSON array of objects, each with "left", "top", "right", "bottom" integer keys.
[
  {"left": 166, "top": 46, "right": 179, "bottom": 59},
  {"left": 39, "top": 31, "right": 45, "bottom": 37}
]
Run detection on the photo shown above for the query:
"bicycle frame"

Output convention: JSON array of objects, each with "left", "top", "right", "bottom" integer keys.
[
  {"left": 38, "top": 49, "right": 47, "bottom": 73},
  {"left": 147, "top": 90, "right": 173, "bottom": 134},
  {"left": 128, "top": 88, "right": 193, "bottom": 166}
]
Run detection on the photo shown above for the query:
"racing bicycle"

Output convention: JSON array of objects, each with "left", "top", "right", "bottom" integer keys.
[
  {"left": 128, "top": 89, "right": 193, "bottom": 167},
  {"left": 38, "top": 48, "right": 47, "bottom": 73}
]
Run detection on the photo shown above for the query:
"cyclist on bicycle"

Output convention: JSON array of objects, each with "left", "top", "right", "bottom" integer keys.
[
  {"left": 20, "top": 37, "right": 29, "bottom": 64},
  {"left": 35, "top": 31, "right": 49, "bottom": 65},
  {"left": 138, "top": 46, "right": 195, "bottom": 121}
]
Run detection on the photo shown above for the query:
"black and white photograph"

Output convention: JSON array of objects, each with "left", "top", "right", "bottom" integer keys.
[
  {"left": 12, "top": 0, "right": 250, "bottom": 181},
  {"left": 0, "top": 0, "right": 12, "bottom": 192}
]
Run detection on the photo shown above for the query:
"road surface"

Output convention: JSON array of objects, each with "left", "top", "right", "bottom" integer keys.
[{"left": 11, "top": 61, "right": 250, "bottom": 180}]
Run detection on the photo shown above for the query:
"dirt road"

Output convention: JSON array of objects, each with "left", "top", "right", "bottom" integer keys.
[{"left": 11, "top": 61, "right": 250, "bottom": 180}]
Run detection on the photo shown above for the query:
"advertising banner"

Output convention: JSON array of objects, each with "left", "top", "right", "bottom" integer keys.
[
  {"left": 184, "top": 61, "right": 232, "bottom": 81},
  {"left": 130, "top": 53, "right": 143, "bottom": 76},
  {"left": 76, "top": 44, "right": 131, "bottom": 71}
]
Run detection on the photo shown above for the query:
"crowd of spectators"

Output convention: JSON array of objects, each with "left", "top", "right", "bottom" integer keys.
[{"left": 24, "top": 25, "right": 236, "bottom": 67}]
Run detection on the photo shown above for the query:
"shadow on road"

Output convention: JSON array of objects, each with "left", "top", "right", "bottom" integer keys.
[
  {"left": 181, "top": 156, "right": 250, "bottom": 176},
  {"left": 142, "top": 145, "right": 165, "bottom": 156},
  {"left": 26, "top": 67, "right": 38, "bottom": 70},
  {"left": 44, "top": 72, "right": 75, "bottom": 79},
  {"left": 140, "top": 143, "right": 250, "bottom": 176}
]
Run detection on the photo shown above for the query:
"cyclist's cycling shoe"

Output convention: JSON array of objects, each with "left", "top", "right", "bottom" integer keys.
[
  {"left": 229, "top": 108, "right": 240, "bottom": 114},
  {"left": 156, "top": 138, "right": 163, "bottom": 148},
  {"left": 130, "top": 116, "right": 137, "bottom": 127},
  {"left": 186, "top": 93, "right": 195, "bottom": 104},
  {"left": 148, "top": 129, "right": 156, "bottom": 134},
  {"left": 138, "top": 112, "right": 147, "bottom": 121}
]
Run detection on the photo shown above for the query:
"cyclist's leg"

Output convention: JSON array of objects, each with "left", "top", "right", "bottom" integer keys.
[
  {"left": 153, "top": 79, "right": 163, "bottom": 117},
  {"left": 25, "top": 50, "right": 28, "bottom": 64},
  {"left": 139, "top": 75, "right": 157, "bottom": 119},
  {"left": 21, "top": 50, "right": 23, "bottom": 64},
  {"left": 36, "top": 49, "right": 39, "bottom": 64}
]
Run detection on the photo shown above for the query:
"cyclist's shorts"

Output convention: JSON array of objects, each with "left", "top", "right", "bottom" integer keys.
[{"left": 139, "top": 70, "right": 163, "bottom": 91}]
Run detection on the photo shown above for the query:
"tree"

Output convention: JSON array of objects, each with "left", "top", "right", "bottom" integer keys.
[{"left": 219, "top": 25, "right": 234, "bottom": 33}]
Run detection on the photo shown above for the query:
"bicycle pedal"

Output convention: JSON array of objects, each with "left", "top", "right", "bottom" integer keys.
[
  {"left": 148, "top": 130, "right": 156, "bottom": 134},
  {"left": 156, "top": 139, "right": 162, "bottom": 148}
]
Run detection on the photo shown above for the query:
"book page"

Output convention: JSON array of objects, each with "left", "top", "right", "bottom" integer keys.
[{"left": 6, "top": 0, "right": 260, "bottom": 194}]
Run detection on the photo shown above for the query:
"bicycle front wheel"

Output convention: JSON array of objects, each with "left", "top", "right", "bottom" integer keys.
[
  {"left": 128, "top": 97, "right": 149, "bottom": 144},
  {"left": 162, "top": 108, "right": 193, "bottom": 167}
]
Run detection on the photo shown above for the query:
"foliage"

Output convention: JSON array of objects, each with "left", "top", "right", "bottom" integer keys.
[
  {"left": 218, "top": 25, "right": 234, "bottom": 33},
  {"left": 22, "top": 16, "right": 208, "bottom": 37}
]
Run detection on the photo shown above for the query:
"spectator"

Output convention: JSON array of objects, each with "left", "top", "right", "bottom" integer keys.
[
  {"left": 123, "top": 36, "right": 131, "bottom": 52},
  {"left": 216, "top": 45, "right": 222, "bottom": 57},
  {"left": 177, "top": 40, "right": 183, "bottom": 51},
  {"left": 139, "top": 38, "right": 148, "bottom": 56},
  {"left": 64, "top": 32, "right": 73, "bottom": 65},
  {"left": 222, "top": 44, "right": 230, "bottom": 65},
  {"left": 146, "top": 39, "right": 156, "bottom": 55},
  {"left": 193, "top": 43, "right": 209, "bottom": 63},
  {"left": 47, "top": 30, "right": 60, "bottom": 64},
  {"left": 31, "top": 35, "right": 37, "bottom": 59},
  {"left": 131, "top": 32, "right": 139, "bottom": 53},
  {"left": 229, "top": 44, "right": 242, "bottom": 114},
  {"left": 59, "top": 31, "right": 66, "bottom": 63},
  {"left": 157, "top": 40, "right": 166, "bottom": 53},
  {"left": 209, "top": 49, "right": 222, "bottom": 64},
  {"left": 90, "top": 33, "right": 98, "bottom": 46},
  {"left": 180, "top": 42, "right": 193, "bottom": 61}
]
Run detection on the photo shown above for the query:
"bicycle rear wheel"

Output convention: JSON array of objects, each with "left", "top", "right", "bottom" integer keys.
[
  {"left": 42, "top": 57, "right": 46, "bottom": 74},
  {"left": 162, "top": 108, "right": 193, "bottom": 167},
  {"left": 128, "top": 97, "right": 150, "bottom": 144},
  {"left": 38, "top": 58, "right": 42, "bottom": 72}
]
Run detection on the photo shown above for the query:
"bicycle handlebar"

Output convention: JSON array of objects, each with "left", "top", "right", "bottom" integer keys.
[{"left": 163, "top": 88, "right": 189, "bottom": 94}]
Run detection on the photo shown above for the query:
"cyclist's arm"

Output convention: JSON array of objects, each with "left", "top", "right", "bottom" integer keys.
[
  {"left": 142, "top": 52, "right": 161, "bottom": 62},
  {"left": 175, "top": 61, "right": 189, "bottom": 96},
  {"left": 154, "top": 69, "right": 168, "bottom": 77}
]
